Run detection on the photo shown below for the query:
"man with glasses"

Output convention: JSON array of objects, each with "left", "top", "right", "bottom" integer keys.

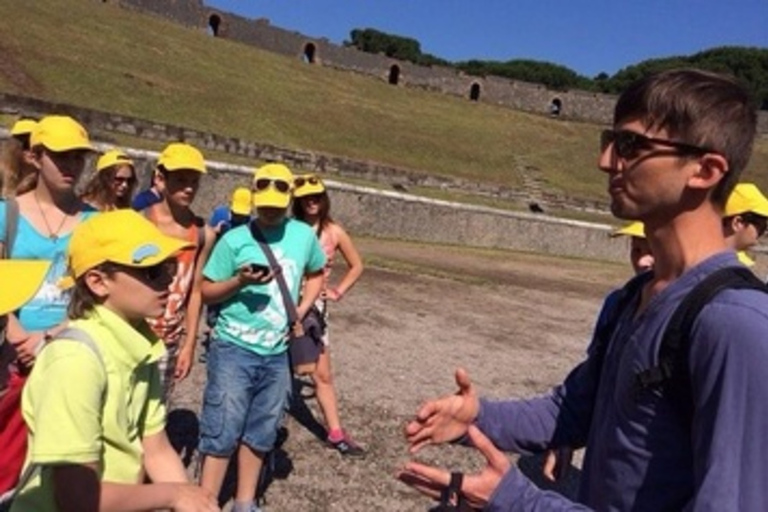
[
  {"left": 722, "top": 183, "right": 768, "bottom": 266},
  {"left": 199, "top": 163, "right": 326, "bottom": 512},
  {"left": 399, "top": 69, "right": 768, "bottom": 511}
]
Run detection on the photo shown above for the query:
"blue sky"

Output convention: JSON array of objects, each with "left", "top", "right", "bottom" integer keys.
[{"left": 206, "top": 0, "right": 767, "bottom": 77}]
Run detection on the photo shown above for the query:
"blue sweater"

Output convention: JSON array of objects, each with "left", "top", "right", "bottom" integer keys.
[{"left": 480, "top": 251, "right": 768, "bottom": 511}]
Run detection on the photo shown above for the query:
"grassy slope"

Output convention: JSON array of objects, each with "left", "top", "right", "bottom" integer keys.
[{"left": 1, "top": 0, "right": 766, "bottom": 204}]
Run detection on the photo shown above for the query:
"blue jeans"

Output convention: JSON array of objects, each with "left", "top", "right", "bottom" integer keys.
[{"left": 198, "top": 339, "right": 291, "bottom": 455}]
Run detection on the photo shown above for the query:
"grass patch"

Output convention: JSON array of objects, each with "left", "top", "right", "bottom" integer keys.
[{"left": 1, "top": 0, "right": 766, "bottom": 207}]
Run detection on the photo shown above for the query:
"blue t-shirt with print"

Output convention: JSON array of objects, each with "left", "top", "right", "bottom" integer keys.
[
  {"left": 0, "top": 200, "right": 99, "bottom": 332},
  {"left": 203, "top": 218, "right": 326, "bottom": 355}
]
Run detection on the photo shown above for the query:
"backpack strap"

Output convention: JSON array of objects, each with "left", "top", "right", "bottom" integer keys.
[
  {"left": 591, "top": 271, "right": 651, "bottom": 382},
  {"left": 635, "top": 266, "right": 768, "bottom": 423},
  {"left": 2, "top": 197, "right": 19, "bottom": 259}
]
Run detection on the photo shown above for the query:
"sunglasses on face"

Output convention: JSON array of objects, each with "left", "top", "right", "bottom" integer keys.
[
  {"left": 118, "top": 259, "right": 178, "bottom": 284},
  {"left": 600, "top": 129, "right": 714, "bottom": 161},
  {"left": 113, "top": 176, "right": 136, "bottom": 185},
  {"left": 254, "top": 178, "right": 291, "bottom": 194},
  {"left": 742, "top": 213, "right": 768, "bottom": 237},
  {"left": 294, "top": 176, "right": 321, "bottom": 188}
]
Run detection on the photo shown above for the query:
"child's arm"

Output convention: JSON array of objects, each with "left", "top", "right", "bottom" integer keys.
[
  {"left": 176, "top": 226, "right": 216, "bottom": 380},
  {"left": 142, "top": 429, "right": 188, "bottom": 483},
  {"left": 52, "top": 463, "right": 218, "bottom": 511},
  {"left": 326, "top": 224, "right": 363, "bottom": 301}
]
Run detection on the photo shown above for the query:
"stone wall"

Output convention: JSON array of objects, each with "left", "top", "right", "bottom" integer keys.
[
  {"left": 0, "top": 92, "right": 610, "bottom": 214},
  {"left": 117, "top": 147, "right": 630, "bottom": 263},
  {"left": 114, "top": 0, "right": 768, "bottom": 132}
]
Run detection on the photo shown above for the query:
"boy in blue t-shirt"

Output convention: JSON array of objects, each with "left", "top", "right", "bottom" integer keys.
[{"left": 199, "top": 163, "right": 325, "bottom": 512}]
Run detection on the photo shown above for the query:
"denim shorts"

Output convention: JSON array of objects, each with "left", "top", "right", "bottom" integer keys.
[{"left": 198, "top": 339, "right": 291, "bottom": 455}]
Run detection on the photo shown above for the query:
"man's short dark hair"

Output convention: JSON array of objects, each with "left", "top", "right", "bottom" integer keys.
[{"left": 614, "top": 68, "right": 757, "bottom": 207}]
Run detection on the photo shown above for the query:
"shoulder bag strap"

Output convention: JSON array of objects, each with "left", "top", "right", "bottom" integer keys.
[
  {"left": 249, "top": 222, "right": 298, "bottom": 325},
  {"left": 3, "top": 197, "right": 19, "bottom": 259}
]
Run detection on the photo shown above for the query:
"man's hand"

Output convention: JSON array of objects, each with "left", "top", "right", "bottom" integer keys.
[
  {"left": 397, "top": 425, "right": 511, "bottom": 510},
  {"left": 405, "top": 368, "right": 480, "bottom": 453},
  {"left": 236, "top": 265, "right": 274, "bottom": 286}
]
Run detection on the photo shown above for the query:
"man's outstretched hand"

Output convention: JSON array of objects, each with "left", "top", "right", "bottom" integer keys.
[
  {"left": 397, "top": 425, "right": 511, "bottom": 510},
  {"left": 405, "top": 368, "right": 480, "bottom": 453}
]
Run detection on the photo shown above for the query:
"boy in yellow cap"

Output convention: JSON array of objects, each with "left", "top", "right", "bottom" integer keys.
[
  {"left": 1, "top": 118, "right": 38, "bottom": 197},
  {"left": 81, "top": 149, "right": 137, "bottom": 211},
  {"left": 0, "top": 116, "right": 99, "bottom": 496},
  {"left": 199, "top": 163, "right": 326, "bottom": 512},
  {"left": 722, "top": 182, "right": 768, "bottom": 266},
  {"left": 141, "top": 142, "right": 215, "bottom": 403},
  {"left": 10, "top": 210, "right": 218, "bottom": 512}
]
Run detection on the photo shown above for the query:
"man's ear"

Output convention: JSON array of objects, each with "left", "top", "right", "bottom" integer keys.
[{"left": 687, "top": 153, "right": 729, "bottom": 191}]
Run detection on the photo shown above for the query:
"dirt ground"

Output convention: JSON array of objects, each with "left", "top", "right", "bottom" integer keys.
[{"left": 171, "top": 237, "right": 632, "bottom": 511}]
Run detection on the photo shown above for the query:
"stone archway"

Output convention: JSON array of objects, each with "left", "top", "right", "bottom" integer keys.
[
  {"left": 388, "top": 64, "right": 400, "bottom": 85},
  {"left": 208, "top": 14, "right": 221, "bottom": 37},
  {"left": 469, "top": 83, "right": 481, "bottom": 101},
  {"left": 303, "top": 42, "right": 317, "bottom": 64},
  {"left": 550, "top": 98, "right": 562, "bottom": 117}
]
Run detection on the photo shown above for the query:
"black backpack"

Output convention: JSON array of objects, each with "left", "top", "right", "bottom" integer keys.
[{"left": 593, "top": 265, "right": 768, "bottom": 424}]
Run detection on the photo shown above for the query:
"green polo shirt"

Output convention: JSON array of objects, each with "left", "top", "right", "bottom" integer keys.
[{"left": 12, "top": 306, "right": 167, "bottom": 512}]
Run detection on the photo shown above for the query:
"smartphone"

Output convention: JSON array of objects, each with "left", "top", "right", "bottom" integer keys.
[{"left": 250, "top": 263, "right": 271, "bottom": 274}]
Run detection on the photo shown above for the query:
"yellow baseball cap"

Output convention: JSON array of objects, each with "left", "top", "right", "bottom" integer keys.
[
  {"left": 724, "top": 183, "right": 768, "bottom": 217},
  {"left": 97, "top": 149, "right": 134, "bottom": 172},
  {"left": 0, "top": 260, "right": 50, "bottom": 316},
  {"left": 230, "top": 187, "right": 253, "bottom": 216},
  {"left": 64, "top": 210, "right": 192, "bottom": 282},
  {"left": 610, "top": 221, "right": 645, "bottom": 239},
  {"left": 737, "top": 251, "right": 755, "bottom": 267},
  {"left": 29, "top": 115, "right": 93, "bottom": 152},
  {"left": 252, "top": 163, "right": 293, "bottom": 208},
  {"left": 293, "top": 174, "right": 326, "bottom": 198},
  {"left": 158, "top": 142, "right": 206, "bottom": 173},
  {"left": 10, "top": 119, "right": 37, "bottom": 137}
]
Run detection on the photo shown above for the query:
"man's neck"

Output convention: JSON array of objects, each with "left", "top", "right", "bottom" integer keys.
[{"left": 646, "top": 209, "right": 728, "bottom": 283}]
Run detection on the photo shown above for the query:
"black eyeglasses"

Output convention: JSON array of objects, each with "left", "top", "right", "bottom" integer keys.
[
  {"left": 112, "top": 259, "right": 178, "bottom": 284},
  {"left": 113, "top": 176, "right": 136, "bottom": 185},
  {"left": 254, "top": 178, "right": 291, "bottom": 194},
  {"left": 294, "top": 176, "right": 321, "bottom": 188},
  {"left": 742, "top": 212, "right": 768, "bottom": 237},
  {"left": 600, "top": 129, "right": 715, "bottom": 161}
]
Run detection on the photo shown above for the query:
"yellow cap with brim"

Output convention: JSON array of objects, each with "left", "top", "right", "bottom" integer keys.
[
  {"left": 10, "top": 119, "right": 37, "bottom": 137},
  {"left": 724, "top": 183, "right": 768, "bottom": 217},
  {"left": 737, "top": 251, "right": 756, "bottom": 267},
  {"left": 97, "top": 149, "right": 134, "bottom": 172},
  {"left": 0, "top": 260, "right": 51, "bottom": 316},
  {"left": 252, "top": 163, "right": 293, "bottom": 209},
  {"left": 610, "top": 221, "right": 645, "bottom": 239},
  {"left": 293, "top": 174, "right": 326, "bottom": 198},
  {"left": 158, "top": 143, "right": 206, "bottom": 173},
  {"left": 230, "top": 187, "right": 253, "bottom": 216},
  {"left": 29, "top": 115, "right": 93, "bottom": 152},
  {"left": 61, "top": 210, "right": 193, "bottom": 288}
]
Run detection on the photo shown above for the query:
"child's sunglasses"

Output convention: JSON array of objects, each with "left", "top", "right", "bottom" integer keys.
[
  {"left": 294, "top": 176, "right": 321, "bottom": 188},
  {"left": 600, "top": 129, "right": 714, "bottom": 161},
  {"left": 254, "top": 178, "right": 291, "bottom": 194}
]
